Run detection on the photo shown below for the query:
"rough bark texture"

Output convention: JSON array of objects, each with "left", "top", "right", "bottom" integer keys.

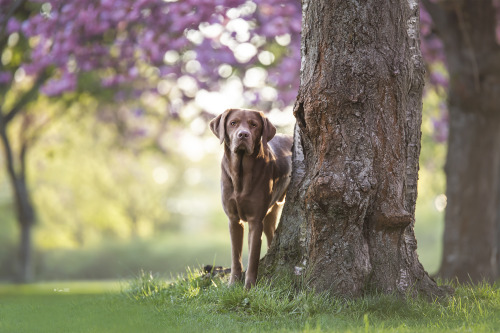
[
  {"left": 261, "top": 0, "right": 449, "bottom": 297},
  {"left": 423, "top": 0, "right": 500, "bottom": 283}
]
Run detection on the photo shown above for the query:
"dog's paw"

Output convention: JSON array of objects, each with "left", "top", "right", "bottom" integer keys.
[{"left": 228, "top": 270, "right": 245, "bottom": 286}]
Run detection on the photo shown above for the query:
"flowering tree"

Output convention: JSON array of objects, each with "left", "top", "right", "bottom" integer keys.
[{"left": 0, "top": 0, "right": 301, "bottom": 282}]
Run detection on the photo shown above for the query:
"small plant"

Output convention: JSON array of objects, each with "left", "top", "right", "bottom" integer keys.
[
  {"left": 124, "top": 266, "right": 228, "bottom": 305},
  {"left": 125, "top": 269, "right": 167, "bottom": 301}
]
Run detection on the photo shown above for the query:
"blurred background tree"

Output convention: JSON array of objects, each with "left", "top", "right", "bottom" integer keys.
[
  {"left": 422, "top": 0, "right": 500, "bottom": 283},
  {"left": 0, "top": 0, "right": 495, "bottom": 283}
]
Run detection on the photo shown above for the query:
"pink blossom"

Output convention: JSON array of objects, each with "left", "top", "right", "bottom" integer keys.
[
  {"left": 430, "top": 71, "right": 449, "bottom": 89},
  {"left": 41, "top": 73, "right": 77, "bottom": 96},
  {"left": 0, "top": 72, "right": 12, "bottom": 84},
  {"left": 7, "top": 18, "right": 21, "bottom": 33}
]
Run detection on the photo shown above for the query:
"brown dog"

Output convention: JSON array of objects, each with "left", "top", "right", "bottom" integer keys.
[{"left": 210, "top": 108, "right": 292, "bottom": 289}]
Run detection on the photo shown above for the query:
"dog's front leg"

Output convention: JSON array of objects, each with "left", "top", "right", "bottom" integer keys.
[
  {"left": 245, "top": 218, "right": 263, "bottom": 289},
  {"left": 229, "top": 218, "right": 244, "bottom": 285}
]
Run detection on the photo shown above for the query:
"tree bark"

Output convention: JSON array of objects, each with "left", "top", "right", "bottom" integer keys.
[
  {"left": 423, "top": 0, "right": 500, "bottom": 283},
  {"left": 443, "top": 113, "right": 500, "bottom": 282},
  {"left": 0, "top": 116, "right": 36, "bottom": 283},
  {"left": 261, "top": 0, "right": 450, "bottom": 297},
  {"left": 19, "top": 219, "right": 34, "bottom": 282}
]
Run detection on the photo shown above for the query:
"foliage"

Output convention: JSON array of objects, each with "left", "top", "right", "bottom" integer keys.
[
  {"left": 1, "top": 1, "right": 464, "bottom": 123},
  {"left": 35, "top": 232, "right": 232, "bottom": 280},
  {"left": 1, "top": 0, "right": 301, "bottom": 115}
]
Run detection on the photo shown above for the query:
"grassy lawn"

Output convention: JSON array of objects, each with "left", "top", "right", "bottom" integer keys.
[
  {"left": 3, "top": 272, "right": 498, "bottom": 333},
  {"left": 0, "top": 281, "right": 163, "bottom": 333}
]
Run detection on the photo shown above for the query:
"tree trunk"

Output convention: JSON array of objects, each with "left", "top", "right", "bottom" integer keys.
[
  {"left": 497, "top": 177, "right": 500, "bottom": 278},
  {"left": 19, "top": 220, "right": 34, "bottom": 282},
  {"left": 261, "top": 0, "right": 450, "bottom": 297},
  {"left": 442, "top": 113, "right": 500, "bottom": 282},
  {"left": 0, "top": 117, "right": 36, "bottom": 283},
  {"left": 422, "top": 0, "right": 500, "bottom": 283}
]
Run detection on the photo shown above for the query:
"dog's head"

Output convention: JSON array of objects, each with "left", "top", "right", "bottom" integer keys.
[{"left": 209, "top": 108, "right": 276, "bottom": 155}]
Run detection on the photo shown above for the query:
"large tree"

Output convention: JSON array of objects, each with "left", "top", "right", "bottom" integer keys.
[
  {"left": 261, "top": 0, "right": 450, "bottom": 297},
  {"left": 422, "top": 0, "right": 500, "bottom": 283}
]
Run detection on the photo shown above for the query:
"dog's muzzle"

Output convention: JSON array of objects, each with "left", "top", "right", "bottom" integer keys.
[{"left": 232, "top": 131, "right": 254, "bottom": 154}]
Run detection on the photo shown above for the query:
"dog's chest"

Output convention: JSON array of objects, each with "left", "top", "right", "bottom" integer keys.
[
  {"left": 228, "top": 186, "right": 268, "bottom": 220},
  {"left": 222, "top": 174, "right": 273, "bottom": 222},
  {"left": 221, "top": 153, "right": 275, "bottom": 221}
]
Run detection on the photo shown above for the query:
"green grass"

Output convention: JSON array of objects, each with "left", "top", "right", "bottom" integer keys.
[
  {"left": 2, "top": 272, "right": 499, "bottom": 332},
  {"left": 0, "top": 281, "right": 162, "bottom": 333},
  {"left": 123, "top": 270, "right": 500, "bottom": 332},
  {"left": 0, "top": 280, "right": 123, "bottom": 295}
]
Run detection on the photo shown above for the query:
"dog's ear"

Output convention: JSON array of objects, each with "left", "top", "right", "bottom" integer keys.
[
  {"left": 209, "top": 109, "right": 232, "bottom": 144},
  {"left": 259, "top": 111, "right": 276, "bottom": 147}
]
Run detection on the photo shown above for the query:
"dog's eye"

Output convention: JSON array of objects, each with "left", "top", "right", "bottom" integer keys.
[
  {"left": 230, "top": 121, "right": 236, "bottom": 126},
  {"left": 251, "top": 123, "right": 257, "bottom": 128}
]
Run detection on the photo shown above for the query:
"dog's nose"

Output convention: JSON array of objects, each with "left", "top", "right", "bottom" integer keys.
[{"left": 237, "top": 130, "right": 250, "bottom": 139}]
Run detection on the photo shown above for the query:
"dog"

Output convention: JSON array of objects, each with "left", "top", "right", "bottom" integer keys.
[{"left": 209, "top": 108, "right": 292, "bottom": 289}]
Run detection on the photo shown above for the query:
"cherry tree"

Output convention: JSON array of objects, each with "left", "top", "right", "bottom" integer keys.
[{"left": 0, "top": 0, "right": 300, "bottom": 282}]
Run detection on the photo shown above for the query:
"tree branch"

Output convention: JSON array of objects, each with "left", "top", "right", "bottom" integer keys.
[
  {"left": 0, "top": 109, "right": 21, "bottom": 186},
  {"left": 4, "top": 71, "right": 49, "bottom": 124},
  {"left": 0, "top": 0, "right": 27, "bottom": 27},
  {"left": 0, "top": 0, "right": 28, "bottom": 53}
]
